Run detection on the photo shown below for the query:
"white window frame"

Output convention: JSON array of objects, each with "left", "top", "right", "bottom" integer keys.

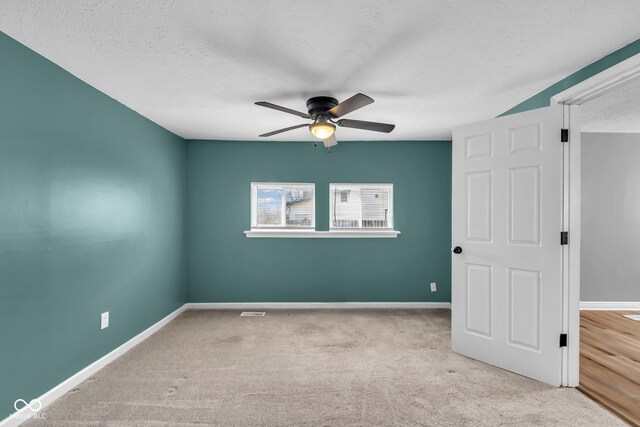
[
  {"left": 250, "top": 182, "right": 315, "bottom": 230},
  {"left": 329, "top": 183, "right": 394, "bottom": 230}
]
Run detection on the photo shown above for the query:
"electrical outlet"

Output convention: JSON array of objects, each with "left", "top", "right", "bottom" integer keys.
[
  {"left": 100, "top": 312, "right": 109, "bottom": 330},
  {"left": 430, "top": 282, "right": 437, "bottom": 292}
]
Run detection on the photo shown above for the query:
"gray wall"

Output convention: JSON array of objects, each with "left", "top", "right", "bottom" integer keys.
[{"left": 581, "top": 132, "right": 640, "bottom": 301}]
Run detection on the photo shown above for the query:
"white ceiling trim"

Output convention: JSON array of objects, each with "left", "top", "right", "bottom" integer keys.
[{"left": 552, "top": 53, "right": 640, "bottom": 105}]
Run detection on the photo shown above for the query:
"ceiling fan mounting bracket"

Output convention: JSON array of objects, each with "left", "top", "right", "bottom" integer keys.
[{"left": 306, "top": 96, "right": 339, "bottom": 119}]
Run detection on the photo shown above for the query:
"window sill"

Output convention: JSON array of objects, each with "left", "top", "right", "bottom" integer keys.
[{"left": 244, "top": 230, "right": 401, "bottom": 238}]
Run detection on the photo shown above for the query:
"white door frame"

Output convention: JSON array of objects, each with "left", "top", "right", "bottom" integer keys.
[{"left": 551, "top": 52, "right": 640, "bottom": 386}]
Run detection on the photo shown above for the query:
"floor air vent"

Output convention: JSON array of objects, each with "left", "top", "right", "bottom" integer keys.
[{"left": 240, "top": 312, "right": 266, "bottom": 317}]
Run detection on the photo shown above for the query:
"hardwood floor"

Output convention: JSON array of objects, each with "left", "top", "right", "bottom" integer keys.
[{"left": 579, "top": 310, "right": 640, "bottom": 426}]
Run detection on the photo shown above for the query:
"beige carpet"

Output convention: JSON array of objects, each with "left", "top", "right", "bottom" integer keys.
[{"left": 25, "top": 309, "right": 622, "bottom": 426}]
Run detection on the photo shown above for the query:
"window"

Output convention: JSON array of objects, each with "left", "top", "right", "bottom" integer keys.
[
  {"left": 251, "top": 183, "right": 315, "bottom": 229},
  {"left": 330, "top": 184, "right": 393, "bottom": 229}
]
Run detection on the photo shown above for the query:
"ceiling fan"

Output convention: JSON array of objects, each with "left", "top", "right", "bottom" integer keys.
[{"left": 255, "top": 93, "right": 395, "bottom": 150}]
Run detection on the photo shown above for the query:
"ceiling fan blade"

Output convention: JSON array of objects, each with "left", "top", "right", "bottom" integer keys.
[
  {"left": 337, "top": 119, "right": 395, "bottom": 133},
  {"left": 323, "top": 134, "right": 337, "bottom": 148},
  {"left": 259, "top": 123, "right": 309, "bottom": 137},
  {"left": 327, "top": 93, "right": 374, "bottom": 118},
  {"left": 255, "top": 101, "right": 310, "bottom": 119}
]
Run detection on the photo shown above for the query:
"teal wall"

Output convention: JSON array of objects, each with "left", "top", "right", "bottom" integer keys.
[
  {"left": 187, "top": 140, "right": 451, "bottom": 303},
  {"left": 502, "top": 38, "right": 640, "bottom": 115},
  {"left": 0, "top": 32, "right": 187, "bottom": 415}
]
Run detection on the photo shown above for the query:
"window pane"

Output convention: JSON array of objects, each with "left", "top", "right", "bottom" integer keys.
[
  {"left": 286, "top": 187, "right": 313, "bottom": 227},
  {"left": 257, "top": 188, "right": 282, "bottom": 226},
  {"left": 330, "top": 184, "right": 393, "bottom": 229},
  {"left": 331, "top": 186, "right": 360, "bottom": 228},
  {"left": 362, "top": 188, "right": 390, "bottom": 228}
]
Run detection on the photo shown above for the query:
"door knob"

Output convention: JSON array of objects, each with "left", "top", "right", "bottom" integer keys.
[{"left": 453, "top": 246, "right": 463, "bottom": 254}]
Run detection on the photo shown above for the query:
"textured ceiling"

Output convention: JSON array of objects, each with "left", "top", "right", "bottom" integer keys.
[
  {"left": 1, "top": 1, "right": 640, "bottom": 141},
  {"left": 582, "top": 76, "right": 640, "bottom": 133}
]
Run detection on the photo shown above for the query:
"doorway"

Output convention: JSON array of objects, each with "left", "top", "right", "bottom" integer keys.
[
  {"left": 450, "top": 53, "right": 640, "bottom": 392},
  {"left": 573, "top": 76, "right": 640, "bottom": 425},
  {"left": 552, "top": 55, "right": 640, "bottom": 424}
]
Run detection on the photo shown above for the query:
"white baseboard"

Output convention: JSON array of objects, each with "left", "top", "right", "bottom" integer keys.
[
  {"left": 185, "top": 302, "right": 451, "bottom": 310},
  {"left": 580, "top": 301, "right": 640, "bottom": 310},
  {"left": 0, "top": 304, "right": 187, "bottom": 427}
]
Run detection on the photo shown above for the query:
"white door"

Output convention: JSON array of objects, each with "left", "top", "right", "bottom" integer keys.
[{"left": 451, "top": 105, "right": 564, "bottom": 386}]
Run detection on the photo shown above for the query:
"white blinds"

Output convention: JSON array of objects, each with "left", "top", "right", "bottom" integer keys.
[
  {"left": 252, "top": 183, "right": 315, "bottom": 228},
  {"left": 362, "top": 188, "right": 390, "bottom": 228},
  {"left": 330, "top": 184, "right": 393, "bottom": 229},
  {"left": 285, "top": 187, "right": 314, "bottom": 227}
]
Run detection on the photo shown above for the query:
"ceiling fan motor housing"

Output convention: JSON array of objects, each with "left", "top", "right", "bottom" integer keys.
[{"left": 306, "top": 96, "right": 338, "bottom": 119}]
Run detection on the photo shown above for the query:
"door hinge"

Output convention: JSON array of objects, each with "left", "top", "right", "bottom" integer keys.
[
  {"left": 559, "top": 333, "right": 568, "bottom": 348},
  {"left": 561, "top": 128, "right": 569, "bottom": 142},
  {"left": 560, "top": 231, "right": 569, "bottom": 245}
]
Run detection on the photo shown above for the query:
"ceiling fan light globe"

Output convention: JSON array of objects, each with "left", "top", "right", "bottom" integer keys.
[{"left": 309, "top": 123, "right": 335, "bottom": 140}]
